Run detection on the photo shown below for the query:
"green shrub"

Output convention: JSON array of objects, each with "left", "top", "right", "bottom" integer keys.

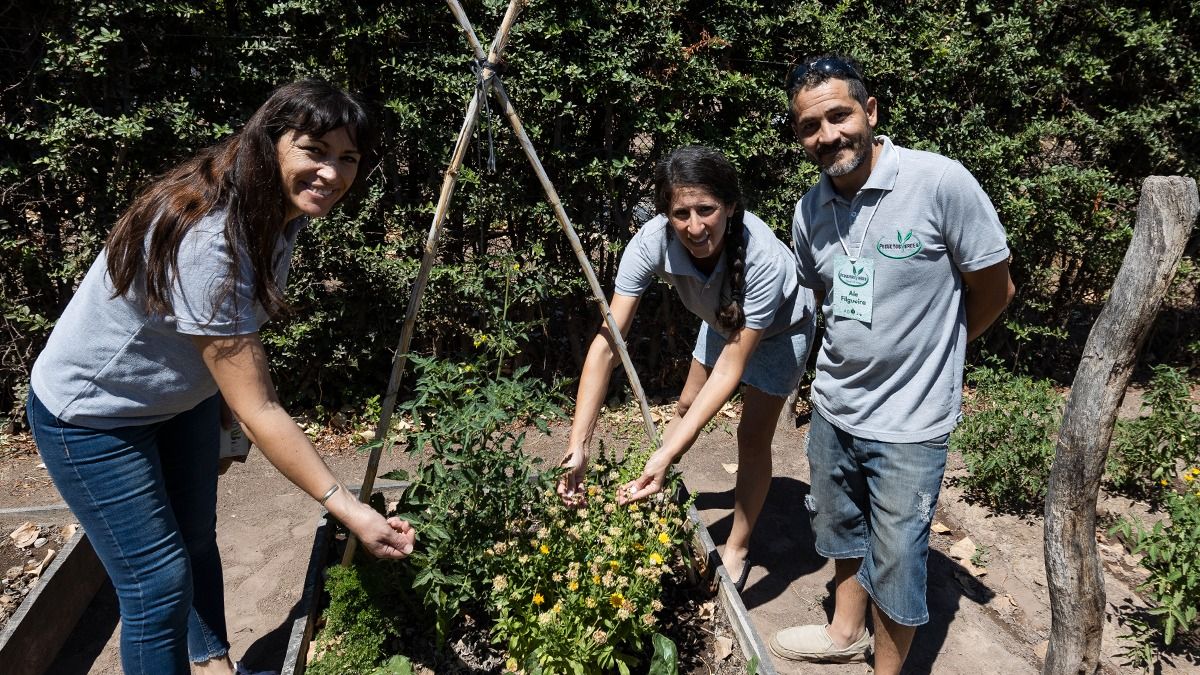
[
  {"left": 4, "top": 0, "right": 1198, "bottom": 421},
  {"left": 1107, "top": 365, "right": 1200, "bottom": 500},
  {"left": 952, "top": 366, "right": 1064, "bottom": 513},
  {"left": 1111, "top": 469, "right": 1200, "bottom": 668}
]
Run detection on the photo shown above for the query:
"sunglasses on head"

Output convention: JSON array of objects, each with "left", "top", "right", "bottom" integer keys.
[{"left": 785, "top": 57, "right": 863, "bottom": 94}]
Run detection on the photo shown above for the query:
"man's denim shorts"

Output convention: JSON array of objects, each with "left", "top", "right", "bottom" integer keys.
[
  {"left": 804, "top": 408, "right": 949, "bottom": 626},
  {"left": 692, "top": 320, "right": 815, "bottom": 399}
]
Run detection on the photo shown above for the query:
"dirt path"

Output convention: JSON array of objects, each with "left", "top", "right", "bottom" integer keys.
[{"left": 0, "top": 406, "right": 1193, "bottom": 674}]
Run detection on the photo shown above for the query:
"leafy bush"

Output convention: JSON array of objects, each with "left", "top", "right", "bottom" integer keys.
[
  {"left": 1107, "top": 365, "right": 1200, "bottom": 499},
  {"left": 1111, "top": 469, "right": 1200, "bottom": 668},
  {"left": 312, "top": 438, "right": 695, "bottom": 673},
  {"left": 4, "top": 0, "right": 1198, "bottom": 423},
  {"left": 953, "top": 366, "right": 1064, "bottom": 513}
]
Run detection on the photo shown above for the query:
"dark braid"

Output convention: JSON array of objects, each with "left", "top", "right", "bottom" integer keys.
[{"left": 716, "top": 206, "right": 747, "bottom": 331}]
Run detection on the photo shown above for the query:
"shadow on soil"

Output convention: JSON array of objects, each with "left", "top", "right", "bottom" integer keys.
[
  {"left": 48, "top": 579, "right": 119, "bottom": 674},
  {"left": 695, "top": 475, "right": 998, "bottom": 675}
]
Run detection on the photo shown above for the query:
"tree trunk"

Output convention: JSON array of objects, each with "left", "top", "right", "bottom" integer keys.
[{"left": 1043, "top": 176, "right": 1199, "bottom": 674}]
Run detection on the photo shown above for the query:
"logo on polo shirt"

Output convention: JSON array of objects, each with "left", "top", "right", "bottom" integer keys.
[
  {"left": 837, "top": 264, "right": 870, "bottom": 287},
  {"left": 876, "top": 230, "right": 923, "bottom": 259}
]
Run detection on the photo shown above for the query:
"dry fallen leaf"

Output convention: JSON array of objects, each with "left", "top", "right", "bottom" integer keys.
[
  {"left": 948, "top": 536, "right": 976, "bottom": 561},
  {"left": 32, "top": 549, "right": 56, "bottom": 577},
  {"left": 59, "top": 524, "right": 78, "bottom": 541},
  {"left": 721, "top": 463, "right": 739, "bottom": 474},
  {"left": 931, "top": 522, "right": 951, "bottom": 534},
  {"left": 9, "top": 522, "right": 38, "bottom": 549},
  {"left": 698, "top": 601, "right": 716, "bottom": 620},
  {"left": 714, "top": 635, "right": 734, "bottom": 661}
]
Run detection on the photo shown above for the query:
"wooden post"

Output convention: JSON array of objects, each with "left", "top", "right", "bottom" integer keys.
[
  {"left": 1043, "top": 176, "right": 1198, "bottom": 674},
  {"left": 340, "top": 0, "right": 524, "bottom": 567},
  {"left": 445, "top": 0, "right": 660, "bottom": 445}
]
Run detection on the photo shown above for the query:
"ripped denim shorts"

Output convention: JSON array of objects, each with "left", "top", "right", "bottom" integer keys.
[{"left": 803, "top": 408, "right": 949, "bottom": 626}]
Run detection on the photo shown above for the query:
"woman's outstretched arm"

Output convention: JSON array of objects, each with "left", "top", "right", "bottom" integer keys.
[{"left": 192, "top": 333, "right": 415, "bottom": 559}]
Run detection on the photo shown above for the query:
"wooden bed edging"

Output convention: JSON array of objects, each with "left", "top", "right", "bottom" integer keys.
[{"left": 0, "top": 528, "right": 106, "bottom": 675}]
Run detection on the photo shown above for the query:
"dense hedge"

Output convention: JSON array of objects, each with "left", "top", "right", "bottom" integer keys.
[{"left": 2, "top": 0, "right": 1197, "bottom": 424}]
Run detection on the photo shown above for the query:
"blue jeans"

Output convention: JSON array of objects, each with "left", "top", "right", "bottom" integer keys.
[
  {"left": 804, "top": 408, "right": 949, "bottom": 626},
  {"left": 27, "top": 391, "right": 230, "bottom": 673},
  {"left": 693, "top": 319, "right": 816, "bottom": 398}
]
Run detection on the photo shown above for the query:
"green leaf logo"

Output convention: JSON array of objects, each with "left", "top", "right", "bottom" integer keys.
[{"left": 877, "top": 229, "right": 924, "bottom": 259}]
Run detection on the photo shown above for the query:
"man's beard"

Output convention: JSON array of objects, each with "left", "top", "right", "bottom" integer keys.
[{"left": 817, "top": 133, "right": 873, "bottom": 177}]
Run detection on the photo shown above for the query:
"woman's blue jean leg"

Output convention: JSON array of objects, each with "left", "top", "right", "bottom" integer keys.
[
  {"left": 158, "top": 399, "right": 229, "bottom": 662},
  {"left": 27, "top": 392, "right": 229, "bottom": 673}
]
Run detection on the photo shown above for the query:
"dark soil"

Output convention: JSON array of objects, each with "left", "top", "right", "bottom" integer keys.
[{"left": 0, "top": 521, "right": 75, "bottom": 631}]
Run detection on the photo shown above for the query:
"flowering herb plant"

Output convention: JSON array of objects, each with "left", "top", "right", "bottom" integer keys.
[{"left": 308, "top": 357, "right": 697, "bottom": 674}]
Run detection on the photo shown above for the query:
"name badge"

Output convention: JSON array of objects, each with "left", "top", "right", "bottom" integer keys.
[{"left": 832, "top": 256, "right": 874, "bottom": 323}]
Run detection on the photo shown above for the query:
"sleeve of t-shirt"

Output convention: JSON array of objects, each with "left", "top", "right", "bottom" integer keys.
[
  {"left": 613, "top": 219, "right": 664, "bottom": 297},
  {"left": 740, "top": 246, "right": 787, "bottom": 331},
  {"left": 937, "top": 161, "right": 1011, "bottom": 273},
  {"left": 790, "top": 200, "right": 823, "bottom": 289},
  {"left": 170, "top": 222, "right": 260, "bottom": 336}
]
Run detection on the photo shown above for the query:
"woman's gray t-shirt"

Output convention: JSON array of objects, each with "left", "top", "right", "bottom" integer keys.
[
  {"left": 30, "top": 210, "right": 305, "bottom": 429},
  {"left": 614, "top": 211, "right": 813, "bottom": 338}
]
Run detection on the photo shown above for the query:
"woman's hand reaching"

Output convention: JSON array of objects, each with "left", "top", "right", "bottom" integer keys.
[
  {"left": 331, "top": 490, "right": 416, "bottom": 559},
  {"left": 617, "top": 447, "right": 674, "bottom": 504},
  {"left": 556, "top": 449, "right": 588, "bottom": 507}
]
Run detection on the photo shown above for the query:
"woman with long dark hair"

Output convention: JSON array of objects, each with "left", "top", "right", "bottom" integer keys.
[
  {"left": 559, "top": 145, "right": 815, "bottom": 592},
  {"left": 26, "top": 80, "right": 415, "bottom": 674}
]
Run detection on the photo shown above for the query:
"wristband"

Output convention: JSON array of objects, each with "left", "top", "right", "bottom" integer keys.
[{"left": 317, "top": 484, "right": 340, "bottom": 506}]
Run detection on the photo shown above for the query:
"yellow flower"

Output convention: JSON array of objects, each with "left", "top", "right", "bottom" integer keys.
[
  {"left": 658, "top": 532, "right": 671, "bottom": 544},
  {"left": 552, "top": 601, "right": 563, "bottom": 613},
  {"left": 540, "top": 544, "right": 550, "bottom": 554},
  {"left": 628, "top": 502, "right": 639, "bottom": 512},
  {"left": 1161, "top": 479, "right": 1169, "bottom": 486},
  {"left": 506, "top": 657, "right": 519, "bottom": 672},
  {"left": 649, "top": 552, "right": 664, "bottom": 565},
  {"left": 608, "top": 560, "right": 620, "bottom": 571},
  {"left": 533, "top": 593, "right": 544, "bottom": 606},
  {"left": 512, "top": 262, "right": 520, "bottom": 271},
  {"left": 593, "top": 575, "right": 602, "bottom": 585},
  {"left": 658, "top": 517, "right": 668, "bottom": 526},
  {"left": 568, "top": 580, "right": 579, "bottom": 591},
  {"left": 1186, "top": 474, "right": 1195, "bottom": 483},
  {"left": 1192, "top": 467, "right": 1199, "bottom": 476},
  {"left": 609, "top": 592, "right": 624, "bottom": 608}
]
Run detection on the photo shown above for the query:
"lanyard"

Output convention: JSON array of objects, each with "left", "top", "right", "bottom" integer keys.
[{"left": 831, "top": 195, "right": 880, "bottom": 263}]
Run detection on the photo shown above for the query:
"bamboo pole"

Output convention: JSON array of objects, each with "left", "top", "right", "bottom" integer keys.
[
  {"left": 341, "top": 0, "right": 524, "bottom": 566},
  {"left": 447, "top": 0, "right": 660, "bottom": 445}
]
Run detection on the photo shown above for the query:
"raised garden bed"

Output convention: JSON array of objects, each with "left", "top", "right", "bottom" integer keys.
[
  {"left": 0, "top": 522, "right": 106, "bottom": 675},
  {"left": 282, "top": 481, "right": 775, "bottom": 674}
]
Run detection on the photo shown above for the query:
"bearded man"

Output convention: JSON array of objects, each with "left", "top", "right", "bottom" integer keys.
[{"left": 772, "top": 55, "right": 1015, "bottom": 675}]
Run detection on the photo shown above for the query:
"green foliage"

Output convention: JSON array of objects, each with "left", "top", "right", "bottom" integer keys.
[
  {"left": 953, "top": 366, "right": 1064, "bottom": 513},
  {"left": 1107, "top": 365, "right": 1200, "bottom": 500},
  {"left": 314, "top": 441, "right": 695, "bottom": 673},
  {"left": 487, "top": 446, "right": 693, "bottom": 674},
  {"left": 1111, "top": 470, "right": 1200, "bottom": 668},
  {"left": 4, "top": 0, "right": 1199, "bottom": 423},
  {"left": 309, "top": 344, "right": 695, "bottom": 672}
]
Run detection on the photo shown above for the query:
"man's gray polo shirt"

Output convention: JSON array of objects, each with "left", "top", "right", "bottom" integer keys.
[{"left": 791, "top": 136, "right": 1010, "bottom": 442}]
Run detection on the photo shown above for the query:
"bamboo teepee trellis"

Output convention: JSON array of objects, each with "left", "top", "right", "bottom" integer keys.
[{"left": 343, "top": 0, "right": 659, "bottom": 565}]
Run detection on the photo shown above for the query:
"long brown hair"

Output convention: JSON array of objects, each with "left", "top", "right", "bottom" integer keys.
[
  {"left": 654, "top": 145, "right": 747, "bottom": 331},
  {"left": 104, "top": 79, "right": 374, "bottom": 321}
]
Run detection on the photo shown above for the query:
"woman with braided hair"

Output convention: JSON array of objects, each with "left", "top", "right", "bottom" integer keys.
[{"left": 559, "top": 145, "right": 815, "bottom": 591}]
